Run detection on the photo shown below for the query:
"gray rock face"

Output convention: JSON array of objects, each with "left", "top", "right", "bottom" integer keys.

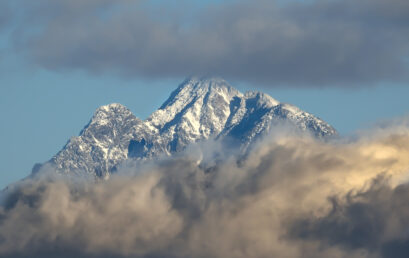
[{"left": 44, "top": 77, "right": 337, "bottom": 178}]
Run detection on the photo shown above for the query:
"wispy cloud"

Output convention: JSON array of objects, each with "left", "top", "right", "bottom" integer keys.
[
  {"left": 2, "top": 122, "right": 409, "bottom": 257},
  {"left": 5, "top": 0, "right": 409, "bottom": 87}
]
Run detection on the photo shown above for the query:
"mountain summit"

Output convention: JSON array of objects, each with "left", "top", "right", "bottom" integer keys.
[{"left": 46, "top": 77, "right": 336, "bottom": 178}]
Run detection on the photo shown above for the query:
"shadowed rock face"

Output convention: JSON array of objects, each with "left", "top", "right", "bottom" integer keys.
[{"left": 42, "top": 77, "right": 337, "bottom": 178}]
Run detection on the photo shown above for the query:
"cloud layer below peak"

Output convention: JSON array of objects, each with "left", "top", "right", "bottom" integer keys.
[{"left": 2, "top": 123, "right": 409, "bottom": 257}]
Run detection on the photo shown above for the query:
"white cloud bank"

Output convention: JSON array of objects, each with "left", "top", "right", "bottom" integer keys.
[{"left": 2, "top": 122, "right": 409, "bottom": 257}]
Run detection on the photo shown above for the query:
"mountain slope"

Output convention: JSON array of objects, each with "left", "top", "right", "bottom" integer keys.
[{"left": 44, "top": 77, "right": 336, "bottom": 178}]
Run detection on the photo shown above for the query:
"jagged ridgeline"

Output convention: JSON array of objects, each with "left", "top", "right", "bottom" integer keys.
[{"left": 39, "top": 77, "right": 336, "bottom": 178}]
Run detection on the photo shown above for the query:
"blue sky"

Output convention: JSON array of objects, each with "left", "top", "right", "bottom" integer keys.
[{"left": 1, "top": 0, "right": 409, "bottom": 188}]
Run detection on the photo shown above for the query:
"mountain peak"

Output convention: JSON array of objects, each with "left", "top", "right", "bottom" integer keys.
[
  {"left": 44, "top": 77, "right": 336, "bottom": 179},
  {"left": 95, "top": 103, "right": 129, "bottom": 114},
  {"left": 157, "top": 77, "right": 240, "bottom": 114},
  {"left": 52, "top": 102, "right": 141, "bottom": 179},
  {"left": 90, "top": 103, "right": 132, "bottom": 125},
  {"left": 150, "top": 77, "right": 242, "bottom": 129},
  {"left": 183, "top": 76, "right": 228, "bottom": 84},
  {"left": 177, "top": 76, "right": 237, "bottom": 93}
]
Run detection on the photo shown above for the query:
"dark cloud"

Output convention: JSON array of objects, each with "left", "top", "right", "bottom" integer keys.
[
  {"left": 6, "top": 0, "right": 409, "bottom": 87},
  {"left": 289, "top": 176, "right": 409, "bottom": 258},
  {"left": 2, "top": 125, "right": 409, "bottom": 257}
]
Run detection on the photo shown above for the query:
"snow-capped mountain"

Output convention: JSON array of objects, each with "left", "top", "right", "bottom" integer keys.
[{"left": 45, "top": 77, "right": 336, "bottom": 178}]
